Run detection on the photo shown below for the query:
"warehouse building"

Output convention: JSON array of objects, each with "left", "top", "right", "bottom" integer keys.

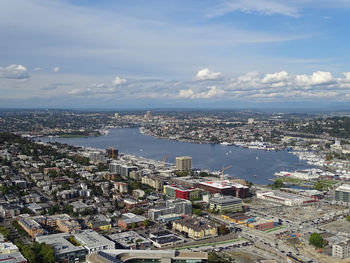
[{"left": 256, "top": 191, "right": 315, "bottom": 206}]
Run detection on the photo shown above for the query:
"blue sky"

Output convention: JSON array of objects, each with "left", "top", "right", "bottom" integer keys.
[{"left": 1, "top": 0, "right": 350, "bottom": 109}]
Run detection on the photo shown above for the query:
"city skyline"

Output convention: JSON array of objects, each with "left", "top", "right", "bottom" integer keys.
[{"left": 1, "top": 0, "right": 350, "bottom": 108}]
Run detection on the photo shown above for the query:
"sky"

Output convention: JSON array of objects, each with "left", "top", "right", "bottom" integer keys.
[{"left": 1, "top": 0, "right": 350, "bottom": 109}]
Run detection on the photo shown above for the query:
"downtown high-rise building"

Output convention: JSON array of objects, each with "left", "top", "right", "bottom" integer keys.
[{"left": 176, "top": 156, "right": 192, "bottom": 171}]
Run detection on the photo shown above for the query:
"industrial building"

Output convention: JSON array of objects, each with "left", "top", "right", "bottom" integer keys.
[
  {"left": 256, "top": 191, "right": 316, "bottom": 206},
  {"left": 221, "top": 214, "right": 278, "bottom": 231}
]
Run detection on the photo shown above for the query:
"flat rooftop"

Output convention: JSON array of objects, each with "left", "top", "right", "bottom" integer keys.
[
  {"left": 336, "top": 184, "right": 350, "bottom": 193},
  {"left": 36, "top": 233, "right": 85, "bottom": 255},
  {"left": 90, "top": 249, "right": 207, "bottom": 262},
  {"left": 108, "top": 231, "right": 150, "bottom": 248},
  {"left": 74, "top": 230, "right": 114, "bottom": 249},
  {"left": 199, "top": 181, "right": 233, "bottom": 189},
  {"left": 210, "top": 196, "right": 242, "bottom": 205}
]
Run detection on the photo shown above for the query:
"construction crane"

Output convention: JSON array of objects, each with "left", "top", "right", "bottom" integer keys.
[
  {"left": 221, "top": 165, "right": 232, "bottom": 186},
  {"left": 162, "top": 155, "right": 169, "bottom": 169}
]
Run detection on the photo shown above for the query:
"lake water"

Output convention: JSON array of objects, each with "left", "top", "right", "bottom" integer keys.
[{"left": 38, "top": 128, "right": 313, "bottom": 185}]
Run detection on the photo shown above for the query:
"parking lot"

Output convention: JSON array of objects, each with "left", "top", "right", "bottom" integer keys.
[
  {"left": 248, "top": 199, "right": 347, "bottom": 223},
  {"left": 322, "top": 219, "right": 350, "bottom": 236}
]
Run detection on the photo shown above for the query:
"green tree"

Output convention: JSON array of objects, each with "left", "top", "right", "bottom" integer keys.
[
  {"left": 309, "top": 233, "right": 326, "bottom": 248},
  {"left": 0, "top": 186, "right": 9, "bottom": 195},
  {"left": 314, "top": 181, "right": 324, "bottom": 191},
  {"left": 175, "top": 171, "right": 188, "bottom": 177},
  {"left": 16, "top": 241, "right": 54, "bottom": 263},
  {"left": 48, "top": 204, "right": 60, "bottom": 215},
  {"left": 131, "top": 222, "right": 137, "bottom": 229},
  {"left": 143, "top": 219, "right": 150, "bottom": 227},
  {"left": 0, "top": 226, "right": 10, "bottom": 239},
  {"left": 346, "top": 215, "right": 350, "bottom": 222},
  {"left": 63, "top": 205, "right": 73, "bottom": 214},
  {"left": 199, "top": 171, "right": 209, "bottom": 177},
  {"left": 131, "top": 208, "right": 143, "bottom": 215},
  {"left": 218, "top": 225, "right": 229, "bottom": 236},
  {"left": 193, "top": 208, "right": 202, "bottom": 216},
  {"left": 271, "top": 179, "right": 284, "bottom": 189}
]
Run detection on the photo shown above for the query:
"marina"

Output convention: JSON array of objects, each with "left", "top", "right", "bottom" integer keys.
[{"left": 37, "top": 128, "right": 314, "bottom": 185}]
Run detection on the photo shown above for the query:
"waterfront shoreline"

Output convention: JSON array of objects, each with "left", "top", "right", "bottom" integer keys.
[
  {"left": 139, "top": 127, "right": 283, "bottom": 151},
  {"left": 37, "top": 127, "right": 314, "bottom": 185}
]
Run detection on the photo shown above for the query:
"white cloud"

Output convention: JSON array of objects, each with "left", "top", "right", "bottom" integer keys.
[
  {"left": 209, "top": 0, "right": 299, "bottom": 18},
  {"left": 33, "top": 67, "right": 44, "bottom": 71},
  {"left": 261, "top": 70, "right": 289, "bottom": 83},
  {"left": 342, "top": 72, "right": 350, "bottom": 81},
  {"left": 53, "top": 66, "right": 60, "bottom": 73},
  {"left": 0, "top": 64, "right": 29, "bottom": 79},
  {"left": 179, "top": 89, "right": 194, "bottom": 98},
  {"left": 194, "top": 68, "right": 222, "bottom": 81},
  {"left": 204, "top": 86, "right": 224, "bottom": 98},
  {"left": 68, "top": 83, "right": 115, "bottom": 96},
  {"left": 113, "top": 76, "right": 126, "bottom": 86},
  {"left": 295, "top": 71, "right": 333, "bottom": 86},
  {"left": 237, "top": 71, "right": 260, "bottom": 83},
  {"left": 178, "top": 86, "right": 224, "bottom": 99}
]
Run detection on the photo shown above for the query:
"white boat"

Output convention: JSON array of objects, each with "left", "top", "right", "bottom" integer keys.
[{"left": 274, "top": 171, "right": 291, "bottom": 177}]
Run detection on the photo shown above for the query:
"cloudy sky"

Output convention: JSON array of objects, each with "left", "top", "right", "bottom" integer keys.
[{"left": 1, "top": 0, "right": 350, "bottom": 109}]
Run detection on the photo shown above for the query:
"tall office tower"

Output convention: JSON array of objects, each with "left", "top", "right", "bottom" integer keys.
[
  {"left": 145, "top": 111, "right": 151, "bottom": 120},
  {"left": 176, "top": 156, "right": 192, "bottom": 171}
]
